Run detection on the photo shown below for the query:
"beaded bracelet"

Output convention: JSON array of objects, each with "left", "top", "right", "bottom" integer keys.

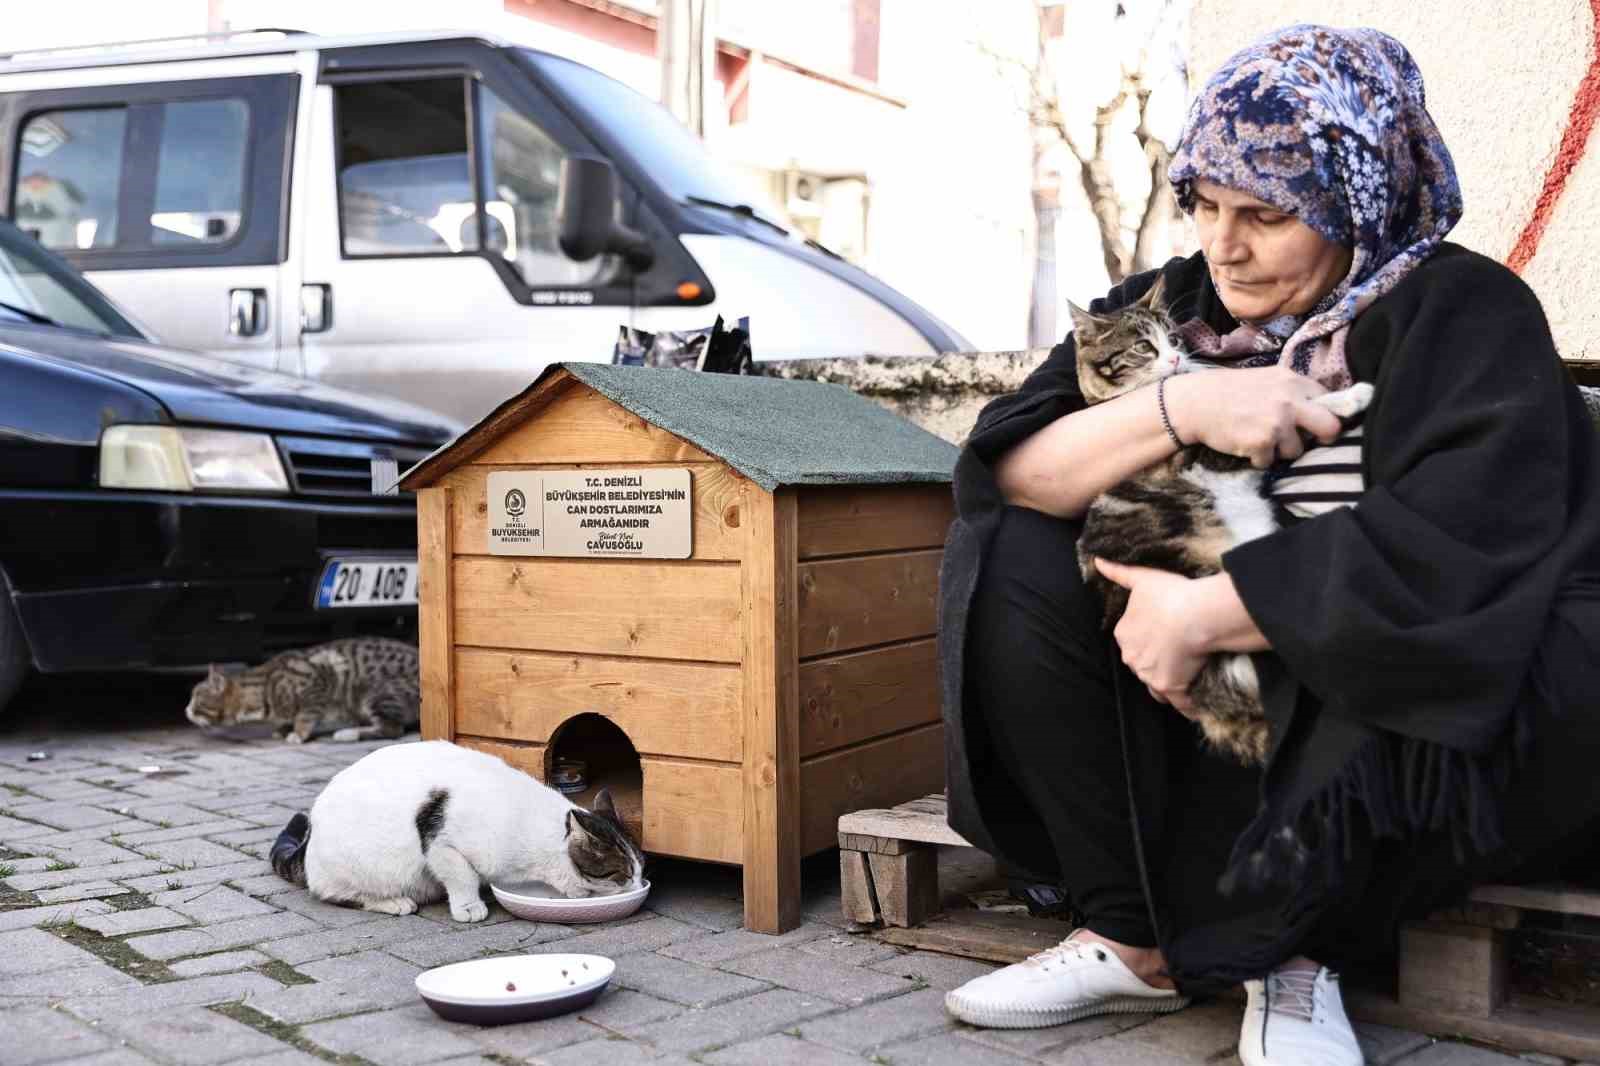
[{"left": 1156, "top": 377, "right": 1185, "bottom": 450}]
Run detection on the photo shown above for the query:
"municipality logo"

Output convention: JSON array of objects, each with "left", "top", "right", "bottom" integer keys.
[{"left": 504, "top": 488, "right": 526, "bottom": 518}]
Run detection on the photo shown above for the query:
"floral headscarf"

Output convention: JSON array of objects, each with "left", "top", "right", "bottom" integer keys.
[{"left": 1168, "top": 25, "right": 1463, "bottom": 389}]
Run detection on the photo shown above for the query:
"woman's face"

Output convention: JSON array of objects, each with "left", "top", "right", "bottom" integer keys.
[{"left": 1193, "top": 180, "right": 1353, "bottom": 323}]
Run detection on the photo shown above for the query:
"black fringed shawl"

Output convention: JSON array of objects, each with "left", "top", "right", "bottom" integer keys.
[
  {"left": 939, "top": 243, "right": 1600, "bottom": 947},
  {"left": 1220, "top": 242, "right": 1600, "bottom": 901}
]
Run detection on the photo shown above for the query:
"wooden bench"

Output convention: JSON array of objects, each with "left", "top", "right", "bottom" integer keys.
[{"left": 839, "top": 793, "right": 1600, "bottom": 1058}]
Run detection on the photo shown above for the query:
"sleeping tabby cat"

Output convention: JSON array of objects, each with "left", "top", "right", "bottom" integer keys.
[
  {"left": 1070, "top": 278, "right": 1372, "bottom": 763},
  {"left": 185, "top": 637, "right": 420, "bottom": 744},
  {"left": 270, "top": 740, "right": 645, "bottom": 920}
]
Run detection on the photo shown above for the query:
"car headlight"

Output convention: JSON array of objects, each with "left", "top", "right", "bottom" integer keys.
[{"left": 99, "top": 426, "right": 289, "bottom": 493}]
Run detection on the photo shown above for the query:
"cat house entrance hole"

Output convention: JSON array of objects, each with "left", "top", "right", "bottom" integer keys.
[{"left": 545, "top": 713, "right": 644, "bottom": 845}]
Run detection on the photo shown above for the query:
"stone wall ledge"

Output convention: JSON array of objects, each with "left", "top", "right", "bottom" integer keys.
[{"left": 760, "top": 351, "right": 1053, "bottom": 443}]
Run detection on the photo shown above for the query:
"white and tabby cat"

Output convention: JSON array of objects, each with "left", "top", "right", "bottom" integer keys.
[
  {"left": 185, "top": 637, "right": 420, "bottom": 744},
  {"left": 270, "top": 741, "right": 645, "bottom": 921},
  {"left": 1070, "top": 279, "right": 1372, "bottom": 764}
]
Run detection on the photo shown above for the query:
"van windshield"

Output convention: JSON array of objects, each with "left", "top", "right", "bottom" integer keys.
[{"left": 519, "top": 51, "right": 784, "bottom": 224}]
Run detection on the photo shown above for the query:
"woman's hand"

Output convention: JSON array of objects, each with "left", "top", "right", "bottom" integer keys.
[
  {"left": 1163, "top": 365, "right": 1342, "bottom": 468},
  {"left": 1093, "top": 561, "right": 1275, "bottom": 715},
  {"left": 1093, "top": 559, "right": 1209, "bottom": 715}
]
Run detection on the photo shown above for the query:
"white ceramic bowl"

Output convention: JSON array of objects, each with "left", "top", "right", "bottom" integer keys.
[
  {"left": 415, "top": 953, "right": 614, "bottom": 1025},
  {"left": 490, "top": 879, "right": 650, "bottom": 923}
]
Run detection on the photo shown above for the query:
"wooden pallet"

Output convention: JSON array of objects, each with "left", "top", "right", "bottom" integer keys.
[
  {"left": 1349, "top": 883, "right": 1600, "bottom": 1061},
  {"left": 837, "top": 793, "right": 1600, "bottom": 1059}
]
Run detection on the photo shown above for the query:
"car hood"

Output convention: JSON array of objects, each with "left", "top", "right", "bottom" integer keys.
[{"left": 0, "top": 324, "right": 460, "bottom": 444}]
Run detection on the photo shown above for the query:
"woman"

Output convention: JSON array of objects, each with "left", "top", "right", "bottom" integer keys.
[{"left": 939, "top": 25, "right": 1600, "bottom": 1066}]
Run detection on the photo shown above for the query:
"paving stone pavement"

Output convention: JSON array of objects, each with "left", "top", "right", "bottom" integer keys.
[{"left": 0, "top": 701, "right": 1557, "bottom": 1066}]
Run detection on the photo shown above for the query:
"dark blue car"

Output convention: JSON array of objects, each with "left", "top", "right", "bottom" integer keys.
[{"left": 0, "top": 217, "right": 457, "bottom": 713}]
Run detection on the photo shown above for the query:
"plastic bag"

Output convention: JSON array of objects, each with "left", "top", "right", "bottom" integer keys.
[{"left": 611, "top": 316, "right": 752, "bottom": 373}]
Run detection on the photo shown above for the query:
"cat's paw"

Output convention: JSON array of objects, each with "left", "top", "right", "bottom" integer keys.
[
  {"left": 1317, "top": 381, "right": 1375, "bottom": 419},
  {"left": 362, "top": 896, "right": 418, "bottom": 916},
  {"left": 450, "top": 899, "right": 489, "bottom": 923},
  {"left": 331, "top": 727, "right": 361, "bottom": 742},
  {"left": 284, "top": 733, "right": 306, "bottom": 745}
]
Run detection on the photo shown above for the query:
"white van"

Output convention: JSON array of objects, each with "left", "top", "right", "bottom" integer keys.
[{"left": 0, "top": 29, "right": 970, "bottom": 424}]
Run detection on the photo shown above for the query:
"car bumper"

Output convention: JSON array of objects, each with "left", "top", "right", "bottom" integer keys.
[{"left": 0, "top": 489, "right": 419, "bottom": 672}]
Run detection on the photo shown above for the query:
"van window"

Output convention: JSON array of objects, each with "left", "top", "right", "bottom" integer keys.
[
  {"left": 15, "top": 108, "right": 127, "bottom": 250},
  {"left": 152, "top": 98, "right": 249, "bottom": 245},
  {"left": 477, "top": 86, "right": 612, "bottom": 287},
  {"left": 335, "top": 78, "right": 479, "bottom": 257}
]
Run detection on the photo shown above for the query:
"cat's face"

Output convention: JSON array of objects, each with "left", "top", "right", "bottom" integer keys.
[
  {"left": 563, "top": 789, "right": 646, "bottom": 895},
  {"left": 185, "top": 665, "right": 243, "bottom": 727},
  {"left": 1069, "top": 277, "right": 1186, "bottom": 404},
  {"left": 184, "top": 665, "right": 262, "bottom": 723}
]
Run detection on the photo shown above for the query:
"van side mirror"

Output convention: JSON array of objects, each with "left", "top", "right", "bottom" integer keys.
[{"left": 558, "top": 157, "right": 655, "bottom": 272}]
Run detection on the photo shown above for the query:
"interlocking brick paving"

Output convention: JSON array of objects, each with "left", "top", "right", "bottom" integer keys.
[{"left": 0, "top": 678, "right": 1524, "bottom": 1065}]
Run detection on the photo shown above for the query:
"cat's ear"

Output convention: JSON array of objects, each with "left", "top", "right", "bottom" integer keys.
[
  {"left": 205, "top": 664, "right": 227, "bottom": 690},
  {"left": 1136, "top": 274, "right": 1167, "bottom": 309},
  {"left": 1067, "top": 300, "right": 1105, "bottom": 339},
  {"left": 591, "top": 788, "right": 617, "bottom": 819}
]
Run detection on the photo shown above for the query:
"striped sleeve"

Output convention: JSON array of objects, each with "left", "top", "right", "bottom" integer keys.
[{"left": 1268, "top": 419, "right": 1365, "bottom": 518}]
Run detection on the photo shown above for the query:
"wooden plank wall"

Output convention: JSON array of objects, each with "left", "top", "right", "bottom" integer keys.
[
  {"left": 438, "top": 386, "right": 750, "bottom": 867},
  {"left": 793, "top": 484, "right": 954, "bottom": 856}
]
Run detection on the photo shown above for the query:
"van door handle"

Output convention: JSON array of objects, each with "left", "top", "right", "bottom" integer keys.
[
  {"left": 299, "top": 283, "right": 333, "bottom": 334},
  {"left": 228, "top": 288, "right": 268, "bottom": 337}
]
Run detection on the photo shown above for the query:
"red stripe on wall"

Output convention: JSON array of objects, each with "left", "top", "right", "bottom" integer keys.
[{"left": 1506, "top": 0, "right": 1600, "bottom": 274}]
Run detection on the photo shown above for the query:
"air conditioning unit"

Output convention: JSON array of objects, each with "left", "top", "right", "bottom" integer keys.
[{"left": 784, "top": 171, "right": 826, "bottom": 219}]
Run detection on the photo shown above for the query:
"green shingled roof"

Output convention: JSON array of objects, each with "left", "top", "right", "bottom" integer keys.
[{"left": 401, "top": 363, "right": 958, "bottom": 493}]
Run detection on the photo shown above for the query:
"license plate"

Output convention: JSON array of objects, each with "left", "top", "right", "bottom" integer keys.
[{"left": 315, "top": 558, "right": 419, "bottom": 609}]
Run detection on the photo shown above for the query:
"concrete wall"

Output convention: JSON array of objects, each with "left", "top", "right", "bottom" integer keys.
[{"left": 1191, "top": 1, "right": 1600, "bottom": 360}]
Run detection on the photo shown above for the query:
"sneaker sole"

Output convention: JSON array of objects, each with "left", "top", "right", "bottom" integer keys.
[{"left": 944, "top": 990, "right": 1192, "bottom": 1030}]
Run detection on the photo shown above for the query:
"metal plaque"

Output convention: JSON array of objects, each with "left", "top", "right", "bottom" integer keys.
[{"left": 486, "top": 469, "right": 693, "bottom": 559}]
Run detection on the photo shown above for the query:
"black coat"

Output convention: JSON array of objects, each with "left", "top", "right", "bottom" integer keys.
[{"left": 939, "top": 244, "right": 1600, "bottom": 980}]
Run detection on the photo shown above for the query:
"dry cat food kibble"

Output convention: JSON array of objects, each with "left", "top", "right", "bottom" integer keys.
[{"left": 505, "top": 982, "right": 516, "bottom": 992}]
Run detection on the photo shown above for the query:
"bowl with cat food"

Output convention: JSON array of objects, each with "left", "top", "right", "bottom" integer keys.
[
  {"left": 416, "top": 953, "right": 615, "bottom": 1024},
  {"left": 490, "top": 879, "right": 651, "bottom": 924}
]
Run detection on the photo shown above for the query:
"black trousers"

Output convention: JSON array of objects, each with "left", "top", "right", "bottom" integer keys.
[{"left": 965, "top": 505, "right": 1600, "bottom": 976}]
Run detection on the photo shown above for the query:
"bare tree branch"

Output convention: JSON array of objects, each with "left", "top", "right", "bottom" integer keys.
[{"left": 1131, "top": 83, "right": 1173, "bottom": 273}]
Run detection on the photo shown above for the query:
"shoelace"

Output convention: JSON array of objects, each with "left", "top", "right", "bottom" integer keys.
[
  {"left": 1024, "top": 933, "right": 1110, "bottom": 973},
  {"left": 1265, "top": 967, "right": 1319, "bottom": 1022}
]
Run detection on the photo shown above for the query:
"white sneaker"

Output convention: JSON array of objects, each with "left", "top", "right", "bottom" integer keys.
[
  {"left": 1239, "top": 965, "right": 1362, "bottom": 1066},
  {"left": 944, "top": 931, "right": 1190, "bottom": 1029}
]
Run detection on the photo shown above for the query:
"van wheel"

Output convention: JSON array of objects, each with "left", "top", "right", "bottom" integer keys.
[{"left": 0, "top": 570, "right": 29, "bottom": 715}]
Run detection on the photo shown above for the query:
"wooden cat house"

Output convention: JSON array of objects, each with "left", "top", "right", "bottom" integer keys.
[{"left": 399, "top": 362, "right": 957, "bottom": 933}]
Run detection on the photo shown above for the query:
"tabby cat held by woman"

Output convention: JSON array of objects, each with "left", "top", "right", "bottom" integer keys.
[
  {"left": 185, "top": 637, "right": 420, "bottom": 744},
  {"left": 1070, "top": 279, "right": 1372, "bottom": 763}
]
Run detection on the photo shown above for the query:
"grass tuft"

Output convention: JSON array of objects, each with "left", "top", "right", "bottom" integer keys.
[
  {"left": 209, "top": 1001, "right": 377, "bottom": 1065},
  {"left": 105, "top": 889, "right": 154, "bottom": 912},
  {"left": 45, "top": 921, "right": 177, "bottom": 983},
  {"left": 45, "top": 860, "right": 76, "bottom": 872},
  {"left": 256, "top": 958, "right": 315, "bottom": 986}
]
